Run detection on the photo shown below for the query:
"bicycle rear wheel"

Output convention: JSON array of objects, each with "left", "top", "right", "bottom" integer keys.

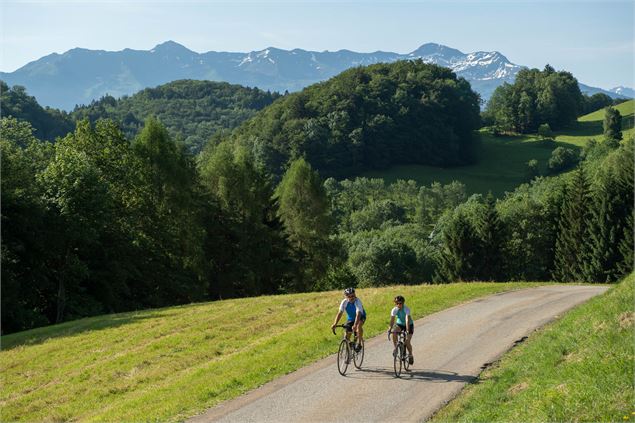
[
  {"left": 337, "top": 339, "right": 350, "bottom": 375},
  {"left": 353, "top": 338, "right": 364, "bottom": 369},
  {"left": 393, "top": 343, "right": 403, "bottom": 377}
]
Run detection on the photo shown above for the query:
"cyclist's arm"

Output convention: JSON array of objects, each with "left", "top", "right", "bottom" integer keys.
[
  {"left": 353, "top": 311, "right": 362, "bottom": 328},
  {"left": 332, "top": 310, "right": 343, "bottom": 328},
  {"left": 405, "top": 313, "right": 411, "bottom": 328},
  {"left": 389, "top": 315, "right": 395, "bottom": 330}
]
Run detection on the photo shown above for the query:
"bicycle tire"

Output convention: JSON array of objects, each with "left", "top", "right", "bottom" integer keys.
[
  {"left": 353, "top": 338, "right": 364, "bottom": 369},
  {"left": 394, "top": 342, "right": 403, "bottom": 377},
  {"left": 337, "top": 339, "right": 350, "bottom": 375},
  {"left": 403, "top": 348, "right": 411, "bottom": 371}
]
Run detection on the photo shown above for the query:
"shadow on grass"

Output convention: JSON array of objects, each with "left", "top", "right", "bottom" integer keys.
[
  {"left": 1, "top": 309, "right": 179, "bottom": 351},
  {"left": 344, "top": 366, "right": 477, "bottom": 383}
]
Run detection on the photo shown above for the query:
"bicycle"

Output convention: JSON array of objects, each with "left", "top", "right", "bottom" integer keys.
[
  {"left": 332, "top": 324, "right": 365, "bottom": 375},
  {"left": 388, "top": 326, "right": 411, "bottom": 377}
]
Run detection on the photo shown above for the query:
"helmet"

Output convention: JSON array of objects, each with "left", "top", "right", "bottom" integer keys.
[
  {"left": 344, "top": 287, "right": 355, "bottom": 296},
  {"left": 394, "top": 295, "right": 405, "bottom": 304}
]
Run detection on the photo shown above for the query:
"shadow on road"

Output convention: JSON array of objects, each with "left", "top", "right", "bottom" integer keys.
[{"left": 344, "top": 366, "right": 476, "bottom": 383}]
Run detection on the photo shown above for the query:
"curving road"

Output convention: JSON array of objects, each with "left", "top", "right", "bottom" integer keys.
[{"left": 190, "top": 285, "right": 608, "bottom": 423}]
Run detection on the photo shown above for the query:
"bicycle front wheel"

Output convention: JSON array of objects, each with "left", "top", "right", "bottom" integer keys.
[
  {"left": 393, "top": 343, "right": 403, "bottom": 377},
  {"left": 337, "top": 339, "right": 350, "bottom": 375},
  {"left": 353, "top": 338, "right": 364, "bottom": 369}
]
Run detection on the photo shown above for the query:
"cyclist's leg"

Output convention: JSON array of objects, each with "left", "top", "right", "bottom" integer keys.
[
  {"left": 357, "top": 318, "right": 365, "bottom": 343},
  {"left": 406, "top": 324, "right": 414, "bottom": 363},
  {"left": 343, "top": 320, "right": 354, "bottom": 341}
]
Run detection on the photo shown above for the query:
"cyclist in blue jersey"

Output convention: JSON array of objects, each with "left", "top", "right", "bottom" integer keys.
[
  {"left": 388, "top": 295, "right": 414, "bottom": 364},
  {"left": 331, "top": 287, "right": 366, "bottom": 352}
]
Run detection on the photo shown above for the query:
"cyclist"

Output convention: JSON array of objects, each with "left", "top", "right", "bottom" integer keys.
[
  {"left": 331, "top": 287, "right": 366, "bottom": 352},
  {"left": 388, "top": 295, "right": 414, "bottom": 365}
]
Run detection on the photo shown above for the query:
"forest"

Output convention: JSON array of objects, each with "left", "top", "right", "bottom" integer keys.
[{"left": 1, "top": 61, "right": 632, "bottom": 333}]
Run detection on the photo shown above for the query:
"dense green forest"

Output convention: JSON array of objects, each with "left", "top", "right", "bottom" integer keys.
[
  {"left": 1, "top": 62, "right": 633, "bottom": 334},
  {"left": 1, "top": 80, "right": 280, "bottom": 152},
  {"left": 227, "top": 60, "right": 482, "bottom": 178},
  {"left": 482, "top": 65, "right": 627, "bottom": 134}
]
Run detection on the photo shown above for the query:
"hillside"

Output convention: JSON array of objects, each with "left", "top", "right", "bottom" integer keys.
[
  {"left": 555, "top": 99, "right": 634, "bottom": 147},
  {"left": 1, "top": 282, "right": 544, "bottom": 422},
  {"left": 362, "top": 100, "right": 634, "bottom": 197},
  {"left": 229, "top": 60, "right": 481, "bottom": 178},
  {"left": 71, "top": 80, "right": 280, "bottom": 152},
  {"left": 433, "top": 273, "right": 633, "bottom": 422}
]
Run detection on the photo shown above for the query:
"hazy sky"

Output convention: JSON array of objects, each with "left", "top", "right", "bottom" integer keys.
[{"left": 1, "top": 0, "right": 633, "bottom": 89}]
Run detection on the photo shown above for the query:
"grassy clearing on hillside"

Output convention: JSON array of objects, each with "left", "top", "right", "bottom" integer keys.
[
  {"left": 433, "top": 273, "right": 634, "bottom": 423},
  {"left": 1, "top": 282, "right": 545, "bottom": 422},
  {"left": 362, "top": 132, "right": 567, "bottom": 197},
  {"left": 555, "top": 99, "right": 634, "bottom": 147},
  {"left": 362, "top": 100, "right": 634, "bottom": 196}
]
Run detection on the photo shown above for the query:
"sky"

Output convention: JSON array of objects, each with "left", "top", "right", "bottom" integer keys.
[{"left": 1, "top": 0, "right": 633, "bottom": 90}]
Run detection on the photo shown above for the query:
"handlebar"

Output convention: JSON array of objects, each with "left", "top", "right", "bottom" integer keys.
[{"left": 332, "top": 324, "right": 348, "bottom": 335}]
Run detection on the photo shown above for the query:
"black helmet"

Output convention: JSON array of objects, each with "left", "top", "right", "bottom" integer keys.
[
  {"left": 344, "top": 287, "right": 355, "bottom": 296},
  {"left": 394, "top": 295, "right": 405, "bottom": 304}
]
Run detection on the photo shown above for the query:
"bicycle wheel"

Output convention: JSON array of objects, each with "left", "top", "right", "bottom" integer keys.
[
  {"left": 393, "top": 343, "right": 403, "bottom": 377},
  {"left": 353, "top": 338, "right": 364, "bottom": 369},
  {"left": 337, "top": 339, "right": 350, "bottom": 375},
  {"left": 403, "top": 348, "right": 411, "bottom": 371}
]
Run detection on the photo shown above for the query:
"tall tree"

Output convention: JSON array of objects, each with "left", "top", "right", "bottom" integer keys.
[
  {"left": 275, "top": 158, "right": 334, "bottom": 290},
  {"left": 478, "top": 193, "right": 505, "bottom": 281},
  {"left": 603, "top": 106, "right": 623, "bottom": 147},
  {"left": 553, "top": 167, "right": 592, "bottom": 281}
]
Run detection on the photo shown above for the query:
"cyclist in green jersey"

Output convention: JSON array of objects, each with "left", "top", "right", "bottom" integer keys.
[{"left": 388, "top": 295, "right": 414, "bottom": 365}]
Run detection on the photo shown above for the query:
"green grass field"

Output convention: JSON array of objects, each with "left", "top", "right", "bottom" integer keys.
[
  {"left": 555, "top": 99, "right": 634, "bottom": 147},
  {"left": 1, "top": 282, "right": 545, "bottom": 422},
  {"left": 362, "top": 99, "right": 634, "bottom": 197},
  {"left": 432, "top": 273, "right": 634, "bottom": 423}
]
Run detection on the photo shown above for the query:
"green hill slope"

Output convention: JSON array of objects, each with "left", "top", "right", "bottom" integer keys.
[
  {"left": 1, "top": 282, "right": 542, "bottom": 422},
  {"left": 362, "top": 100, "right": 634, "bottom": 197},
  {"left": 554, "top": 99, "right": 634, "bottom": 147},
  {"left": 433, "top": 273, "right": 633, "bottom": 422}
]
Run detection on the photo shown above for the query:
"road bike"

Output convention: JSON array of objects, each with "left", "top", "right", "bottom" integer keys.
[
  {"left": 388, "top": 326, "right": 411, "bottom": 377},
  {"left": 332, "top": 324, "right": 364, "bottom": 375}
]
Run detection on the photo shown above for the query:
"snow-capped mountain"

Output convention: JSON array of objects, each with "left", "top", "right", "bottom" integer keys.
[
  {"left": 0, "top": 41, "right": 627, "bottom": 111},
  {"left": 610, "top": 86, "right": 635, "bottom": 98}
]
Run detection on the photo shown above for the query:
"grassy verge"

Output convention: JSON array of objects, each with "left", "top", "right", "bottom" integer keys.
[
  {"left": 432, "top": 273, "right": 634, "bottom": 422},
  {"left": 1, "top": 282, "right": 545, "bottom": 422}
]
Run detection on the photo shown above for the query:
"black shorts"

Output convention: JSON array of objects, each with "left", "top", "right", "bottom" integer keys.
[
  {"left": 343, "top": 317, "right": 366, "bottom": 332},
  {"left": 397, "top": 323, "right": 414, "bottom": 335}
]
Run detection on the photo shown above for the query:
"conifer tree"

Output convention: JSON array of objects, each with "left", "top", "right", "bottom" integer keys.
[
  {"left": 603, "top": 106, "right": 622, "bottom": 147},
  {"left": 553, "top": 167, "right": 591, "bottom": 281},
  {"left": 437, "top": 211, "right": 483, "bottom": 282},
  {"left": 478, "top": 193, "right": 505, "bottom": 281}
]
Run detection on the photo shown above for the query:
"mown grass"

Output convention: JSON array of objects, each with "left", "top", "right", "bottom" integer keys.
[
  {"left": 1, "top": 282, "right": 545, "bottom": 422},
  {"left": 432, "top": 273, "right": 634, "bottom": 423}
]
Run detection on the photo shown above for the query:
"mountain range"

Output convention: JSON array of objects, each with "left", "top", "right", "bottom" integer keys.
[{"left": 1, "top": 41, "right": 630, "bottom": 111}]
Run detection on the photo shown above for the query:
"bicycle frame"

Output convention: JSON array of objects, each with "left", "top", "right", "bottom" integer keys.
[{"left": 333, "top": 324, "right": 364, "bottom": 375}]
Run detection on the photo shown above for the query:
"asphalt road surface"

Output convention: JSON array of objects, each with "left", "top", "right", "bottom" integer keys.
[{"left": 190, "top": 285, "right": 608, "bottom": 423}]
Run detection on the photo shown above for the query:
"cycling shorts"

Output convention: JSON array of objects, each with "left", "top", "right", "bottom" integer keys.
[
  {"left": 343, "top": 317, "right": 366, "bottom": 332},
  {"left": 396, "top": 323, "right": 414, "bottom": 335}
]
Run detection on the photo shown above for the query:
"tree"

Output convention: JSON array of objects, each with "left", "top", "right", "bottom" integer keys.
[
  {"left": 275, "top": 158, "right": 334, "bottom": 290},
  {"left": 478, "top": 193, "right": 505, "bottom": 281},
  {"left": 548, "top": 147, "right": 578, "bottom": 174},
  {"left": 553, "top": 167, "right": 591, "bottom": 281},
  {"left": 603, "top": 106, "right": 622, "bottom": 147},
  {"left": 537, "top": 123, "right": 553, "bottom": 139},
  {"left": 526, "top": 159, "right": 540, "bottom": 181}
]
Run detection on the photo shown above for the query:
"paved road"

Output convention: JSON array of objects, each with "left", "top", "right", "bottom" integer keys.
[{"left": 190, "top": 285, "right": 608, "bottom": 423}]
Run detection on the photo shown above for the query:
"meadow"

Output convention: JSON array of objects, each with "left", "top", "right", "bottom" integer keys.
[
  {"left": 1, "top": 282, "right": 545, "bottom": 422},
  {"left": 363, "top": 99, "right": 634, "bottom": 197}
]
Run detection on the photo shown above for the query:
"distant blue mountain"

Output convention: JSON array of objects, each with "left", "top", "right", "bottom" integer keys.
[{"left": 1, "top": 41, "right": 628, "bottom": 111}]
